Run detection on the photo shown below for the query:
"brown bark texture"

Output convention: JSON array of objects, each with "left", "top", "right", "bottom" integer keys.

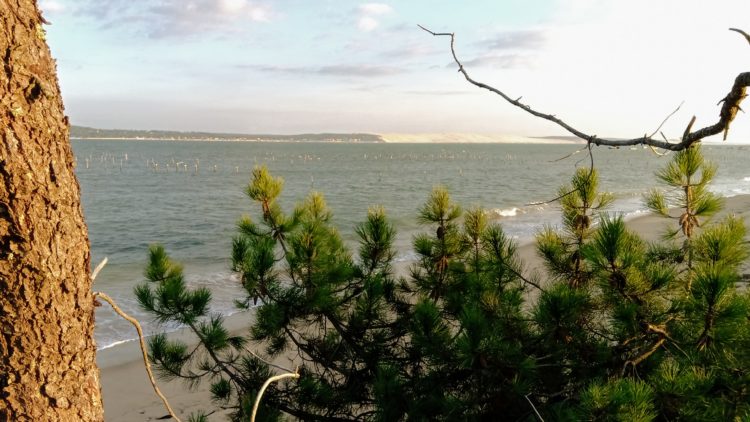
[{"left": 0, "top": 0, "right": 104, "bottom": 420}]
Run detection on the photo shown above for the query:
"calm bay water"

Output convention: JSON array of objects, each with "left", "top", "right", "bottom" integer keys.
[{"left": 71, "top": 140, "right": 750, "bottom": 349}]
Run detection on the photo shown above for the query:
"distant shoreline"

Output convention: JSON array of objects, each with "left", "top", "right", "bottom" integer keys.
[
  {"left": 71, "top": 137, "right": 747, "bottom": 145},
  {"left": 70, "top": 125, "right": 586, "bottom": 144},
  {"left": 70, "top": 123, "right": 750, "bottom": 146},
  {"left": 70, "top": 125, "right": 386, "bottom": 143},
  {"left": 70, "top": 135, "right": 585, "bottom": 144},
  {"left": 70, "top": 137, "right": 381, "bottom": 143}
]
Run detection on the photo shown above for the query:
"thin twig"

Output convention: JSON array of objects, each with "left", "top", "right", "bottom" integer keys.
[
  {"left": 549, "top": 146, "right": 585, "bottom": 163},
  {"left": 94, "top": 291, "right": 182, "bottom": 422},
  {"left": 251, "top": 370, "right": 300, "bottom": 422},
  {"left": 621, "top": 337, "right": 666, "bottom": 376},
  {"left": 525, "top": 394, "right": 545, "bottom": 422},
  {"left": 244, "top": 345, "right": 296, "bottom": 373},
  {"left": 729, "top": 28, "right": 750, "bottom": 45},
  {"left": 647, "top": 133, "right": 673, "bottom": 156},
  {"left": 648, "top": 101, "right": 684, "bottom": 139},
  {"left": 91, "top": 256, "right": 108, "bottom": 282},
  {"left": 90, "top": 257, "right": 181, "bottom": 421},
  {"left": 419, "top": 25, "right": 750, "bottom": 150},
  {"left": 527, "top": 142, "right": 594, "bottom": 206},
  {"left": 511, "top": 264, "right": 546, "bottom": 293}
]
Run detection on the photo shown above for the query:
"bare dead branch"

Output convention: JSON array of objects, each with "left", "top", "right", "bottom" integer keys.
[
  {"left": 549, "top": 146, "right": 585, "bottom": 163},
  {"left": 646, "top": 132, "right": 674, "bottom": 157},
  {"left": 527, "top": 142, "right": 594, "bottom": 206},
  {"left": 420, "top": 25, "right": 750, "bottom": 150},
  {"left": 648, "top": 102, "right": 684, "bottom": 139},
  {"left": 94, "top": 291, "right": 182, "bottom": 422},
  {"left": 730, "top": 28, "right": 750, "bottom": 45},
  {"left": 90, "top": 257, "right": 181, "bottom": 421},
  {"left": 682, "top": 115, "right": 697, "bottom": 141},
  {"left": 648, "top": 143, "right": 671, "bottom": 157},
  {"left": 251, "top": 370, "right": 300, "bottom": 422},
  {"left": 244, "top": 345, "right": 296, "bottom": 373},
  {"left": 525, "top": 394, "right": 546, "bottom": 422},
  {"left": 621, "top": 338, "right": 666, "bottom": 376},
  {"left": 91, "top": 256, "right": 108, "bottom": 282}
]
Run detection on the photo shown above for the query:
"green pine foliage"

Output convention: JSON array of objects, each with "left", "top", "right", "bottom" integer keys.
[
  {"left": 537, "top": 167, "right": 613, "bottom": 287},
  {"left": 644, "top": 145, "right": 724, "bottom": 284},
  {"left": 138, "top": 148, "right": 750, "bottom": 420}
]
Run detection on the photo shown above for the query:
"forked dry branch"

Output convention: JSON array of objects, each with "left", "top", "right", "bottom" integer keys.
[
  {"left": 90, "top": 258, "right": 182, "bottom": 422},
  {"left": 92, "top": 257, "right": 300, "bottom": 421},
  {"left": 420, "top": 25, "right": 749, "bottom": 150}
]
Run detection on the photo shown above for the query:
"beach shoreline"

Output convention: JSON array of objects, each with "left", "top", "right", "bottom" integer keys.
[{"left": 98, "top": 194, "right": 750, "bottom": 421}]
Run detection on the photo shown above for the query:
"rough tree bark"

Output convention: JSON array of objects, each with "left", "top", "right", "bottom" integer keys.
[{"left": 0, "top": 0, "right": 104, "bottom": 420}]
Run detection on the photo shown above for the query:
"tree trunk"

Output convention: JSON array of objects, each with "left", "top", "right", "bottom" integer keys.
[{"left": 0, "top": 1, "right": 104, "bottom": 420}]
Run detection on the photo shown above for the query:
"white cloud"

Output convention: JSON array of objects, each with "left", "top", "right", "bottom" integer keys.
[
  {"left": 219, "top": 0, "right": 247, "bottom": 14},
  {"left": 248, "top": 7, "right": 270, "bottom": 22},
  {"left": 359, "top": 3, "right": 392, "bottom": 15},
  {"left": 246, "top": 63, "right": 405, "bottom": 77},
  {"left": 74, "top": 0, "right": 274, "bottom": 38},
  {"left": 356, "top": 2, "right": 393, "bottom": 32},
  {"left": 39, "top": 0, "right": 65, "bottom": 13},
  {"left": 217, "top": 0, "right": 270, "bottom": 21},
  {"left": 461, "top": 53, "right": 533, "bottom": 69},
  {"left": 358, "top": 16, "right": 379, "bottom": 32}
]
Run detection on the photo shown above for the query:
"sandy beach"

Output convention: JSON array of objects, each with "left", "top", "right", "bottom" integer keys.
[
  {"left": 98, "top": 194, "right": 750, "bottom": 421},
  {"left": 97, "top": 313, "right": 250, "bottom": 421}
]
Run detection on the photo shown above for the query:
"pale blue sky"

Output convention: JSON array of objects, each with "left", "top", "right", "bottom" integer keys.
[{"left": 41, "top": 0, "right": 750, "bottom": 140}]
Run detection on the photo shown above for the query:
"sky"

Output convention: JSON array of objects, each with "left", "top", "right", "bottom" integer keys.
[{"left": 40, "top": 0, "right": 750, "bottom": 140}]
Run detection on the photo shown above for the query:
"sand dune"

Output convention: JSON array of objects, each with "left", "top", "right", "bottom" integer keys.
[{"left": 378, "top": 133, "right": 584, "bottom": 144}]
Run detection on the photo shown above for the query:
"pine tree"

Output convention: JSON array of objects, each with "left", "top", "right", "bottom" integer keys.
[
  {"left": 140, "top": 166, "right": 404, "bottom": 420},
  {"left": 399, "top": 190, "right": 533, "bottom": 420},
  {"left": 644, "top": 145, "right": 723, "bottom": 288},
  {"left": 536, "top": 167, "right": 613, "bottom": 287},
  {"left": 572, "top": 145, "right": 750, "bottom": 420},
  {"left": 532, "top": 169, "right": 613, "bottom": 400},
  {"left": 137, "top": 157, "right": 750, "bottom": 420}
]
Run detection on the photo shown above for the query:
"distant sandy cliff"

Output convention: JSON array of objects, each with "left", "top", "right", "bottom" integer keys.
[{"left": 378, "top": 133, "right": 585, "bottom": 144}]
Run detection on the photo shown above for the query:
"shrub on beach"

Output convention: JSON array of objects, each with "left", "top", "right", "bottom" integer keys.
[{"left": 137, "top": 145, "right": 750, "bottom": 421}]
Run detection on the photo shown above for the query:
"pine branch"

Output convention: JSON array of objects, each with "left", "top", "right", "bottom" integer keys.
[{"left": 185, "top": 320, "right": 245, "bottom": 388}]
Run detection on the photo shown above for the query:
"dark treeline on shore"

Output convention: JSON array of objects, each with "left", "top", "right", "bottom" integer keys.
[{"left": 70, "top": 125, "right": 385, "bottom": 143}]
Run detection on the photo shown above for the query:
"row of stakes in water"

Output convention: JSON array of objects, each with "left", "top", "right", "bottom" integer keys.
[
  {"left": 80, "top": 154, "right": 242, "bottom": 174},
  {"left": 81, "top": 153, "right": 128, "bottom": 171},
  {"left": 144, "top": 158, "right": 243, "bottom": 174},
  {"left": 78, "top": 153, "right": 471, "bottom": 178},
  {"left": 79, "top": 153, "right": 320, "bottom": 174},
  {"left": 148, "top": 160, "right": 238, "bottom": 174}
]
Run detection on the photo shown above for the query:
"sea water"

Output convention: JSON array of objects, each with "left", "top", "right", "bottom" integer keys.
[{"left": 70, "top": 140, "right": 750, "bottom": 349}]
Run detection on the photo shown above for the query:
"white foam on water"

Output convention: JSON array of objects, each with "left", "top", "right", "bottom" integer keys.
[
  {"left": 95, "top": 269, "right": 247, "bottom": 350},
  {"left": 394, "top": 251, "right": 420, "bottom": 263},
  {"left": 98, "top": 337, "right": 137, "bottom": 351},
  {"left": 490, "top": 207, "right": 520, "bottom": 217}
]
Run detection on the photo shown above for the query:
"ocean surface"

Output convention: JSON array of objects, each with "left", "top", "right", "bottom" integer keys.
[{"left": 70, "top": 140, "right": 750, "bottom": 349}]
